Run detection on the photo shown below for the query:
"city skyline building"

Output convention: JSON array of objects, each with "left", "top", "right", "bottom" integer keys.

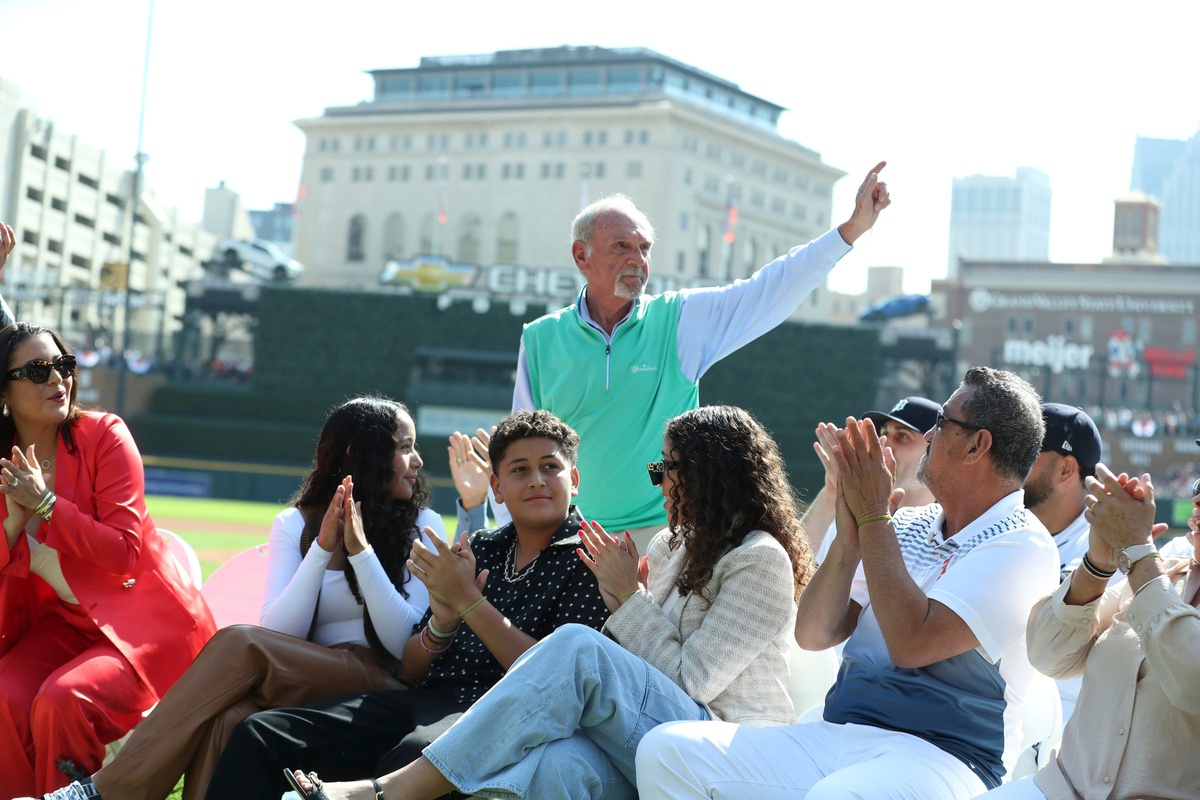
[
  {"left": 291, "top": 45, "right": 847, "bottom": 318},
  {"left": 0, "top": 76, "right": 214, "bottom": 359},
  {"left": 1130, "top": 131, "right": 1200, "bottom": 263},
  {"left": 947, "top": 167, "right": 1052, "bottom": 278}
]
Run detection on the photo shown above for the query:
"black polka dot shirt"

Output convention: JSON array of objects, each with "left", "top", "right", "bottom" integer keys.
[{"left": 415, "top": 505, "right": 610, "bottom": 705}]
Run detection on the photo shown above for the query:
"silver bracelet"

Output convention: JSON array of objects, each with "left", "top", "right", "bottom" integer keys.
[{"left": 34, "top": 490, "right": 57, "bottom": 521}]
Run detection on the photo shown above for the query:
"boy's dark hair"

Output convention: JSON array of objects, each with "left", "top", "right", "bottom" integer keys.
[{"left": 488, "top": 410, "right": 580, "bottom": 473}]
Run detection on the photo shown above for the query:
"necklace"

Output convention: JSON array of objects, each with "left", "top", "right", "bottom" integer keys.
[{"left": 504, "top": 539, "right": 542, "bottom": 584}]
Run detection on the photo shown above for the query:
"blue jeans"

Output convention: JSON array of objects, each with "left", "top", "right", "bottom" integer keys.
[{"left": 423, "top": 624, "right": 710, "bottom": 800}]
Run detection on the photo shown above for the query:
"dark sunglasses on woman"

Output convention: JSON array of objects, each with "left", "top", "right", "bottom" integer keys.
[{"left": 6, "top": 354, "right": 77, "bottom": 383}]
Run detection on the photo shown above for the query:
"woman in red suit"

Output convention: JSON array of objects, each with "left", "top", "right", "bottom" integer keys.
[{"left": 0, "top": 322, "right": 216, "bottom": 797}]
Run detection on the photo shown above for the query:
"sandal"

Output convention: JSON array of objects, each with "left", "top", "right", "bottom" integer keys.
[{"left": 283, "top": 768, "right": 330, "bottom": 800}]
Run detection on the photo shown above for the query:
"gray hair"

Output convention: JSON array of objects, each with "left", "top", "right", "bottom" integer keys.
[
  {"left": 571, "top": 194, "right": 656, "bottom": 255},
  {"left": 959, "top": 366, "right": 1045, "bottom": 482}
]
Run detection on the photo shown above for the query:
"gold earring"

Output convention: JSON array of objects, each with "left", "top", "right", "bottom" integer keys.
[{"left": 1, "top": 402, "right": 8, "bottom": 417}]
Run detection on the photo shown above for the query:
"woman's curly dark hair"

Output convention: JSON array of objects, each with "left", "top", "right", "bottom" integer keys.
[
  {"left": 294, "top": 396, "right": 429, "bottom": 600},
  {"left": 664, "top": 405, "right": 812, "bottom": 603}
]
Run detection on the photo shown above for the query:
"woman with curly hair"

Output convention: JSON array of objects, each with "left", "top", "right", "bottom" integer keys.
[
  {"left": 285, "top": 404, "right": 811, "bottom": 800},
  {"left": 35, "top": 396, "right": 446, "bottom": 800}
]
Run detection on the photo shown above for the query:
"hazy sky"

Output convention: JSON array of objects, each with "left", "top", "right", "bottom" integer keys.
[{"left": 2, "top": 0, "right": 1196, "bottom": 293}]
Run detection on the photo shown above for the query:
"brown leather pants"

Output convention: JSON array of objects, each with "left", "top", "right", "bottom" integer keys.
[{"left": 91, "top": 625, "right": 402, "bottom": 800}]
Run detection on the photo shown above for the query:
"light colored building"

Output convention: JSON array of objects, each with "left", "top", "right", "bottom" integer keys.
[
  {"left": 292, "top": 45, "right": 844, "bottom": 308},
  {"left": 1130, "top": 131, "right": 1200, "bottom": 263},
  {"left": 0, "top": 76, "right": 215, "bottom": 359},
  {"left": 203, "top": 181, "right": 255, "bottom": 242},
  {"left": 947, "top": 167, "right": 1051, "bottom": 278}
]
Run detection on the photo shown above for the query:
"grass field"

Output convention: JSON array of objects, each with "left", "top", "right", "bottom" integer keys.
[{"left": 146, "top": 495, "right": 457, "bottom": 580}]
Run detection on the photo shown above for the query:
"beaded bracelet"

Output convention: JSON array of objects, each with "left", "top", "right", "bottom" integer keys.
[
  {"left": 418, "top": 627, "right": 453, "bottom": 654},
  {"left": 458, "top": 596, "right": 486, "bottom": 619},
  {"left": 857, "top": 513, "right": 892, "bottom": 527}
]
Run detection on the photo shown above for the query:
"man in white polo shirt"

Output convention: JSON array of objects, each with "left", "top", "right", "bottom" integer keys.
[{"left": 636, "top": 367, "right": 1060, "bottom": 799}]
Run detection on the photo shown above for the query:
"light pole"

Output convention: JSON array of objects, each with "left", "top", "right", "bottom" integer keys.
[{"left": 115, "top": 0, "right": 154, "bottom": 417}]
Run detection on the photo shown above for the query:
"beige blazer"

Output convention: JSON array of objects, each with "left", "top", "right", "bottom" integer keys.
[{"left": 603, "top": 528, "right": 797, "bottom": 726}]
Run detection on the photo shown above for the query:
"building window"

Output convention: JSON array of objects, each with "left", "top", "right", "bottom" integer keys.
[
  {"left": 554, "top": 163, "right": 564, "bottom": 179},
  {"left": 347, "top": 214, "right": 366, "bottom": 262},
  {"left": 70, "top": 254, "right": 90, "bottom": 269},
  {"left": 476, "top": 164, "right": 486, "bottom": 180},
  {"left": 74, "top": 213, "right": 95, "bottom": 229},
  {"left": 676, "top": 252, "right": 686, "bottom": 273},
  {"left": 639, "top": 130, "right": 649, "bottom": 145},
  {"left": 78, "top": 174, "right": 99, "bottom": 189},
  {"left": 26, "top": 186, "right": 44, "bottom": 202},
  {"left": 384, "top": 213, "right": 405, "bottom": 260},
  {"left": 425, "top": 164, "right": 436, "bottom": 181},
  {"left": 594, "top": 162, "right": 606, "bottom": 178},
  {"left": 363, "top": 166, "right": 373, "bottom": 182},
  {"left": 30, "top": 144, "right": 47, "bottom": 160},
  {"left": 319, "top": 167, "right": 334, "bottom": 182},
  {"left": 497, "top": 212, "right": 519, "bottom": 263},
  {"left": 457, "top": 213, "right": 482, "bottom": 264},
  {"left": 463, "top": 164, "right": 473, "bottom": 180},
  {"left": 22, "top": 229, "right": 38, "bottom": 245},
  {"left": 697, "top": 224, "right": 711, "bottom": 279},
  {"left": 103, "top": 232, "right": 120, "bottom": 245},
  {"left": 1183, "top": 318, "right": 1197, "bottom": 346},
  {"left": 679, "top": 213, "right": 689, "bottom": 231},
  {"left": 540, "top": 163, "right": 551, "bottom": 179},
  {"left": 583, "top": 131, "right": 593, "bottom": 146},
  {"left": 682, "top": 167, "right": 692, "bottom": 186},
  {"left": 106, "top": 193, "right": 126, "bottom": 209},
  {"left": 48, "top": 239, "right": 63, "bottom": 254},
  {"left": 55, "top": 156, "right": 71, "bottom": 171},
  {"left": 502, "top": 164, "right": 511, "bottom": 179},
  {"left": 626, "top": 161, "right": 642, "bottom": 178},
  {"left": 515, "top": 163, "right": 525, "bottom": 179}
]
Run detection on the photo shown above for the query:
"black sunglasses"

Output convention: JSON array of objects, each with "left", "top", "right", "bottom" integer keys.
[
  {"left": 647, "top": 460, "right": 681, "bottom": 487},
  {"left": 6, "top": 354, "right": 77, "bottom": 384},
  {"left": 934, "top": 406, "right": 986, "bottom": 433}
]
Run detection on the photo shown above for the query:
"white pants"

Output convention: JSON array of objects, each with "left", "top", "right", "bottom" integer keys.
[
  {"left": 974, "top": 776, "right": 1047, "bottom": 799},
  {"left": 636, "top": 720, "right": 987, "bottom": 800}
]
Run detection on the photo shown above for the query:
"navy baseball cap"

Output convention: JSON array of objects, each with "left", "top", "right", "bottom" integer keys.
[
  {"left": 1041, "top": 403, "right": 1102, "bottom": 477},
  {"left": 863, "top": 397, "right": 940, "bottom": 435}
]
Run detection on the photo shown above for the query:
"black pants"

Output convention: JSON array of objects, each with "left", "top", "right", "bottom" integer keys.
[{"left": 204, "top": 686, "right": 470, "bottom": 800}]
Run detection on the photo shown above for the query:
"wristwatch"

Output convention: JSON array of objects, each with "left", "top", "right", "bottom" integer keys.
[{"left": 1117, "top": 543, "right": 1159, "bottom": 575}]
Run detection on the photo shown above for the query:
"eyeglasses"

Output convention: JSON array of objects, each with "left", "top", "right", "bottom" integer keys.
[
  {"left": 934, "top": 406, "right": 986, "bottom": 433},
  {"left": 647, "top": 460, "right": 681, "bottom": 487},
  {"left": 5, "top": 354, "right": 77, "bottom": 384}
]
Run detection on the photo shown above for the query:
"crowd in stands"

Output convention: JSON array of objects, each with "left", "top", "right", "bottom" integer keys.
[
  {"left": 3, "top": 175, "right": 1198, "bottom": 800},
  {"left": 1087, "top": 405, "right": 1200, "bottom": 439}
]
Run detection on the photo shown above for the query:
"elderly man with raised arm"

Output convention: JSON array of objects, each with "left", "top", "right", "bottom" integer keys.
[
  {"left": 636, "top": 367, "right": 1060, "bottom": 800},
  {"left": 499, "top": 163, "right": 891, "bottom": 545}
]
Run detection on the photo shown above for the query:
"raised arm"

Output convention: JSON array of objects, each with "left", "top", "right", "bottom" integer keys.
[
  {"left": 837, "top": 161, "right": 890, "bottom": 245},
  {"left": 831, "top": 417, "right": 983, "bottom": 668}
]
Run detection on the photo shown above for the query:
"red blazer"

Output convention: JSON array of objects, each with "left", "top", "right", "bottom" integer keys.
[{"left": 0, "top": 411, "right": 216, "bottom": 696}]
